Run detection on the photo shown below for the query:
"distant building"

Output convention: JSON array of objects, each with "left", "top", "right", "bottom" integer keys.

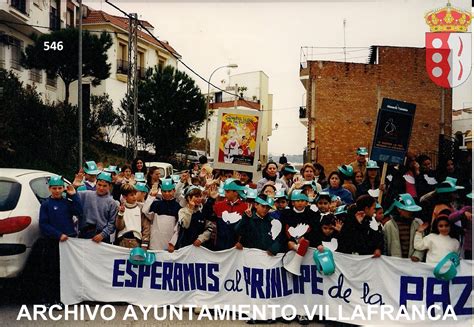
[
  {"left": 197, "top": 71, "right": 273, "bottom": 164},
  {"left": 299, "top": 45, "right": 453, "bottom": 171},
  {"left": 453, "top": 107, "right": 472, "bottom": 150}
]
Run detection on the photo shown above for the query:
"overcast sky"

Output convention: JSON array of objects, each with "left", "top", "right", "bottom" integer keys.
[{"left": 85, "top": 0, "right": 472, "bottom": 156}]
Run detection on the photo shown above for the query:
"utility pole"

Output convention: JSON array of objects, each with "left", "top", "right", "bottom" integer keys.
[
  {"left": 78, "top": 0, "right": 83, "bottom": 169},
  {"left": 126, "top": 13, "right": 138, "bottom": 160},
  {"left": 343, "top": 18, "right": 347, "bottom": 62}
]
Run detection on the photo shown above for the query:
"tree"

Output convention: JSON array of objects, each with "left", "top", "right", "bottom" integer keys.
[
  {"left": 87, "top": 94, "right": 122, "bottom": 142},
  {"left": 22, "top": 28, "right": 113, "bottom": 105},
  {"left": 123, "top": 65, "right": 206, "bottom": 157}
]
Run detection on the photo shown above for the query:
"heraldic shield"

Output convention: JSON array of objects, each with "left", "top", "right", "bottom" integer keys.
[{"left": 426, "top": 32, "right": 471, "bottom": 88}]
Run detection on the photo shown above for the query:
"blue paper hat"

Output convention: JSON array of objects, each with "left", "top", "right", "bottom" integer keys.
[
  {"left": 255, "top": 196, "right": 275, "bottom": 209},
  {"left": 171, "top": 175, "right": 181, "bottom": 183},
  {"left": 134, "top": 182, "right": 149, "bottom": 193},
  {"left": 48, "top": 175, "right": 64, "bottom": 187},
  {"left": 134, "top": 172, "right": 146, "bottom": 182},
  {"left": 338, "top": 164, "right": 354, "bottom": 178},
  {"left": 97, "top": 172, "right": 112, "bottom": 183},
  {"left": 161, "top": 178, "right": 175, "bottom": 191},
  {"left": 375, "top": 202, "right": 382, "bottom": 210},
  {"left": 385, "top": 193, "right": 421, "bottom": 215},
  {"left": 84, "top": 161, "right": 100, "bottom": 175},
  {"left": 467, "top": 192, "right": 473, "bottom": 199},
  {"left": 274, "top": 189, "right": 287, "bottom": 199},
  {"left": 218, "top": 187, "right": 225, "bottom": 197},
  {"left": 334, "top": 205, "right": 347, "bottom": 216},
  {"left": 366, "top": 160, "right": 379, "bottom": 169},
  {"left": 356, "top": 147, "right": 368, "bottom": 155},
  {"left": 184, "top": 185, "right": 204, "bottom": 196},
  {"left": 302, "top": 180, "right": 318, "bottom": 191},
  {"left": 436, "top": 180, "right": 459, "bottom": 194},
  {"left": 316, "top": 191, "right": 331, "bottom": 202},
  {"left": 433, "top": 252, "right": 460, "bottom": 281},
  {"left": 282, "top": 165, "right": 298, "bottom": 174},
  {"left": 223, "top": 178, "right": 243, "bottom": 191},
  {"left": 129, "top": 247, "right": 156, "bottom": 266},
  {"left": 445, "top": 177, "right": 465, "bottom": 190},
  {"left": 245, "top": 187, "right": 258, "bottom": 199},
  {"left": 290, "top": 190, "right": 309, "bottom": 201},
  {"left": 313, "top": 248, "right": 336, "bottom": 276},
  {"left": 77, "top": 185, "right": 87, "bottom": 192},
  {"left": 104, "top": 165, "right": 119, "bottom": 175}
]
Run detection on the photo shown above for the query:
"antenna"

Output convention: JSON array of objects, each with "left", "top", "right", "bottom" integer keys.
[{"left": 343, "top": 18, "right": 347, "bottom": 62}]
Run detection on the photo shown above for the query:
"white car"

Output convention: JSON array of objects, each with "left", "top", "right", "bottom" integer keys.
[
  {"left": 0, "top": 169, "right": 62, "bottom": 278},
  {"left": 146, "top": 162, "right": 174, "bottom": 178}
]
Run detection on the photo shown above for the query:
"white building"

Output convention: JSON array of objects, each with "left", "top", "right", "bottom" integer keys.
[
  {"left": 198, "top": 71, "right": 273, "bottom": 164},
  {"left": 452, "top": 108, "right": 472, "bottom": 150},
  {"left": 0, "top": 0, "right": 79, "bottom": 104},
  {"left": 69, "top": 6, "right": 180, "bottom": 145}
]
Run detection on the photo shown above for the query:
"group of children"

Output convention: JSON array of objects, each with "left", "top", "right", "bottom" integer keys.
[{"left": 37, "top": 154, "right": 471, "bottom": 318}]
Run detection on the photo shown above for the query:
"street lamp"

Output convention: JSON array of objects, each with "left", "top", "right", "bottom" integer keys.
[{"left": 205, "top": 64, "right": 238, "bottom": 155}]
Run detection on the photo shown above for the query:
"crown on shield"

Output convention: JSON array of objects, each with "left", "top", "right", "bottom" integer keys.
[{"left": 425, "top": 1, "right": 471, "bottom": 32}]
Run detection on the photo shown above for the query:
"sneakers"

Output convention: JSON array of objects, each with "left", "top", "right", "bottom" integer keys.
[{"left": 296, "top": 315, "right": 309, "bottom": 325}]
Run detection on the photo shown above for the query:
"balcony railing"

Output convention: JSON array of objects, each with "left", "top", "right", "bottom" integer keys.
[
  {"left": 10, "top": 58, "right": 22, "bottom": 71},
  {"left": 11, "top": 0, "right": 27, "bottom": 15},
  {"left": 29, "top": 69, "right": 43, "bottom": 83},
  {"left": 117, "top": 59, "right": 146, "bottom": 79},
  {"left": 299, "top": 106, "right": 307, "bottom": 119},
  {"left": 46, "top": 75, "right": 57, "bottom": 88}
]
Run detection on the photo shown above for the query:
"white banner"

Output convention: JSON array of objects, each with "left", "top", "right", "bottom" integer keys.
[{"left": 60, "top": 239, "right": 473, "bottom": 325}]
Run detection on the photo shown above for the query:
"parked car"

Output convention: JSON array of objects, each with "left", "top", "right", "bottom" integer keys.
[
  {"left": 175, "top": 149, "right": 213, "bottom": 163},
  {"left": 0, "top": 169, "right": 68, "bottom": 278},
  {"left": 146, "top": 162, "right": 174, "bottom": 178}
]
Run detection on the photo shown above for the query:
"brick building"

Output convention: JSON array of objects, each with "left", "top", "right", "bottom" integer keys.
[{"left": 299, "top": 45, "right": 452, "bottom": 172}]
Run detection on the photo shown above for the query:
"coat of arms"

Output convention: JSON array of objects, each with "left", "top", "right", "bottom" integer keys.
[{"left": 425, "top": 1, "right": 471, "bottom": 88}]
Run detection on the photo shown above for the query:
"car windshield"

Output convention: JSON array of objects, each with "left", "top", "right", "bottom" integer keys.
[
  {"left": 0, "top": 181, "right": 21, "bottom": 211},
  {"left": 158, "top": 168, "right": 165, "bottom": 177}
]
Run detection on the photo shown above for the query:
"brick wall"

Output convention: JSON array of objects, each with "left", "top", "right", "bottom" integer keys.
[{"left": 306, "top": 46, "right": 452, "bottom": 172}]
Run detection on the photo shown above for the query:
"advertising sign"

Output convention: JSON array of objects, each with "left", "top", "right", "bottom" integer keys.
[
  {"left": 370, "top": 98, "right": 416, "bottom": 165},
  {"left": 213, "top": 108, "right": 262, "bottom": 173}
]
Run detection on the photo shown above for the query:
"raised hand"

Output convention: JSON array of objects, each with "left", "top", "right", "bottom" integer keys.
[
  {"left": 245, "top": 203, "right": 252, "bottom": 217},
  {"left": 355, "top": 211, "right": 365, "bottom": 223},
  {"left": 334, "top": 219, "right": 344, "bottom": 232},
  {"left": 417, "top": 222, "right": 430, "bottom": 233},
  {"left": 193, "top": 239, "right": 202, "bottom": 247},
  {"left": 66, "top": 184, "right": 76, "bottom": 196},
  {"left": 119, "top": 201, "right": 125, "bottom": 213}
]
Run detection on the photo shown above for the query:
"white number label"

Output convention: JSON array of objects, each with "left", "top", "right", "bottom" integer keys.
[{"left": 43, "top": 41, "right": 63, "bottom": 51}]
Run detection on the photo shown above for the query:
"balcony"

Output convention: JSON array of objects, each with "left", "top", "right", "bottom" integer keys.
[
  {"left": 299, "top": 106, "right": 308, "bottom": 127},
  {"left": 11, "top": 0, "right": 27, "bottom": 15},
  {"left": 29, "top": 69, "right": 43, "bottom": 83},
  {"left": 116, "top": 59, "right": 146, "bottom": 79}
]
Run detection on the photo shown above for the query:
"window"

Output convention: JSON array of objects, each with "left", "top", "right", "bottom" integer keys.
[
  {"left": 29, "top": 68, "right": 42, "bottom": 83},
  {"left": 46, "top": 72, "right": 57, "bottom": 88},
  {"left": 29, "top": 177, "right": 50, "bottom": 204},
  {"left": 10, "top": 37, "right": 23, "bottom": 71},
  {"left": 66, "top": 8, "right": 74, "bottom": 28},
  {"left": 0, "top": 181, "right": 21, "bottom": 211},
  {"left": 11, "top": 0, "right": 27, "bottom": 14},
  {"left": 49, "top": 6, "right": 60, "bottom": 30},
  {"left": 117, "top": 43, "right": 128, "bottom": 74},
  {"left": 0, "top": 42, "right": 5, "bottom": 69}
]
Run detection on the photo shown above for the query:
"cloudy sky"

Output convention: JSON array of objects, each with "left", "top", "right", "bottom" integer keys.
[{"left": 85, "top": 0, "right": 472, "bottom": 156}]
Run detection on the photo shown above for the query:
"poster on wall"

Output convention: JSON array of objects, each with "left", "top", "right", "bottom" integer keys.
[{"left": 213, "top": 108, "right": 262, "bottom": 173}]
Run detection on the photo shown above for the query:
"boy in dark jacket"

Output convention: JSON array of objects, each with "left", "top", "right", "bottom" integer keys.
[
  {"left": 39, "top": 175, "right": 83, "bottom": 307},
  {"left": 235, "top": 194, "right": 283, "bottom": 255}
]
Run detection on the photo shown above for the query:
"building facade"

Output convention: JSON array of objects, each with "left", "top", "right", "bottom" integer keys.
[
  {"left": 300, "top": 45, "right": 453, "bottom": 172},
  {"left": 198, "top": 71, "right": 273, "bottom": 164},
  {"left": 0, "top": 0, "right": 79, "bottom": 103}
]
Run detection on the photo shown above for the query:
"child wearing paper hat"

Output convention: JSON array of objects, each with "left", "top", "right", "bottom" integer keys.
[
  {"left": 74, "top": 171, "right": 118, "bottom": 244},
  {"left": 82, "top": 161, "right": 100, "bottom": 191},
  {"left": 235, "top": 194, "right": 283, "bottom": 256},
  {"left": 38, "top": 175, "right": 83, "bottom": 307},
  {"left": 382, "top": 193, "right": 425, "bottom": 262},
  {"left": 115, "top": 183, "right": 150, "bottom": 249},
  {"left": 202, "top": 178, "right": 249, "bottom": 251},
  {"left": 142, "top": 177, "right": 181, "bottom": 251}
]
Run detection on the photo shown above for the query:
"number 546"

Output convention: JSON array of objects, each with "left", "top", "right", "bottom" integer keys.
[{"left": 43, "top": 41, "right": 63, "bottom": 51}]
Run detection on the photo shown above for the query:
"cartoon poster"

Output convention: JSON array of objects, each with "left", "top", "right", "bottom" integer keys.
[{"left": 213, "top": 108, "right": 262, "bottom": 173}]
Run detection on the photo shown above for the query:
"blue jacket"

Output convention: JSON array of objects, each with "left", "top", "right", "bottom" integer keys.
[
  {"left": 324, "top": 186, "right": 354, "bottom": 205},
  {"left": 39, "top": 194, "right": 82, "bottom": 240}
]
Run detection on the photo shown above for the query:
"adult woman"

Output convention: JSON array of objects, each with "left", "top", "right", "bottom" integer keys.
[
  {"left": 353, "top": 171, "right": 364, "bottom": 187},
  {"left": 299, "top": 163, "right": 322, "bottom": 192},
  {"left": 147, "top": 166, "right": 161, "bottom": 189},
  {"left": 256, "top": 162, "right": 287, "bottom": 193},
  {"left": 323, "top": 171, "right": 353, "bottom": 205},
  {"left": 131, "top": 157, "right": 148, "bottom": 175}
]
